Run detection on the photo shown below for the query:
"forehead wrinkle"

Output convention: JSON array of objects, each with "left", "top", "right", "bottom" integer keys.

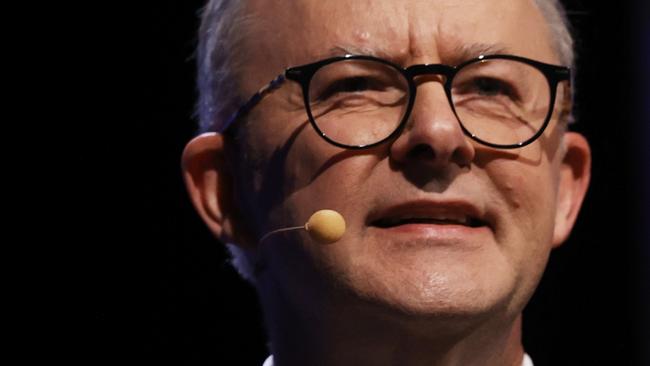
[
  {"left": 406, "top": 7, "right": 510, "bottom": 65},
  {"left": 404, "top": 4, "right": 437, "bottom": 61},
  {"left": 403, "top": 2, "right": 479, "bottom": 65}
]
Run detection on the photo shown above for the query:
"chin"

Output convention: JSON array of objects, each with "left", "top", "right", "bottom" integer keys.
[{"left": 336, "top": 254, "right": 520, "bottom": 323}]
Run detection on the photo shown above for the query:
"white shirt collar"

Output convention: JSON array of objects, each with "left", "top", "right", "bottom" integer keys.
[
  {"left": 262, "top": 355, "right": 274, "bottom": 366},
  {"left": 263, "top": 353, "right": 534, "bottom": 366}
]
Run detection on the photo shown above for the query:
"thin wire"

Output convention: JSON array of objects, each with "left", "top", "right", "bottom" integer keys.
[{"left": 258, "top": 225, "right": 304, "bottom": 244}]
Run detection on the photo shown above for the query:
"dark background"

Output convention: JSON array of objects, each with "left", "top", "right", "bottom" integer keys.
[{"left": 90, "top": 1, "right": 649, "bottom": 365}]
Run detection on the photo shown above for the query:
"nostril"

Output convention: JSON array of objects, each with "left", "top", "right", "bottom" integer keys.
[
  {"left": 452, "top": 146, "right": 473, "bottom": 168},
  {"left": 407, "top": 144, "right": 436, "bottom": 161}
]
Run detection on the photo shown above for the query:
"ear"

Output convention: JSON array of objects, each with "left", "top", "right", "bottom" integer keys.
[
  {"left": 181, "top": 133, "right": 254, "bottom": 248},
  {"left": 552, "top": 132, "right": 592, "bottom": 247}
]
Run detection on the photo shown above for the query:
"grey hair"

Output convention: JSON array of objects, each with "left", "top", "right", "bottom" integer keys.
[
  {"left": 533, "top": 0, "right": 575, "bottom": 68},
  {"left": 196, "top": 0, "right": 247, "bottom": 134},
  {"left": 195, "top": 0, "right": 576, "bottom": 281}
]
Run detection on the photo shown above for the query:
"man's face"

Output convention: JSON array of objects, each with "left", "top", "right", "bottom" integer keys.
[{"left": 223, "top": 0, "right": 586, "bottom": 320}]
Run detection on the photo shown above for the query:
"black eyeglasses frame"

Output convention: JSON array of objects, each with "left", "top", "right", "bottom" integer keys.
[{"left": 220, "top": 54, "right": 571, "bottom": 150}]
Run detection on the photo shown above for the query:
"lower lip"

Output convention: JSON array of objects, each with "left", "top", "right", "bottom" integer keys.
[{"left": 369, "top": 223, "right": 491, "bottom": 240}]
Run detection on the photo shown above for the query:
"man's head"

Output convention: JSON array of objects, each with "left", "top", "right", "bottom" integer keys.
[{"left": 183, "top": 0, "right": 591, "bottom": 350}]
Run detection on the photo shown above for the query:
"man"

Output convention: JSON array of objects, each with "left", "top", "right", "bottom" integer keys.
[{"left": 182, "top": 0, "right": 591, "bottom": 364}]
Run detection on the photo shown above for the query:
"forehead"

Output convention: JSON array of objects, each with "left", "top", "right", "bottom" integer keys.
[{"left": 238, "top": 0, "right": 557, "bottom": 86}]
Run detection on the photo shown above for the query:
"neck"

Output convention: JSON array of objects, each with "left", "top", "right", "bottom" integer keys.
[{"left": 260, "top": 281, "right": 525, "bottom": 366}]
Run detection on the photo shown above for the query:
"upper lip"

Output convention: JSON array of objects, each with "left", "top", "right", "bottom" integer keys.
[{"left": 367, "top": 199, "right": 488, "bottom": 228}]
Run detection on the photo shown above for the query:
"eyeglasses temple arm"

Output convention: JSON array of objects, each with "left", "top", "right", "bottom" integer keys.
[{"left": 217, "top": 74, "right": 287, "bottom": 133}]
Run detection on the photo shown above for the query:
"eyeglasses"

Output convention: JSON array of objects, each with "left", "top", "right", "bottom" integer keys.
[{"left": 220, "top": 54, "right": 571, "bottom": 149}]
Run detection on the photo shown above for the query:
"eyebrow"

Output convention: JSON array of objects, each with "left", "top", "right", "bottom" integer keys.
[
  {"left": 448, "top": 43, "right": 511, "bottom": 64},
  {"left": 326, "top": 45, "right": 401, "bottom": 63},
  {"left": 320, "top": 42, "right": 511, "bottom": 67}
]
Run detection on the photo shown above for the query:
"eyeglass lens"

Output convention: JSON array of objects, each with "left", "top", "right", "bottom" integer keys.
[{"left": 306, "top": 58, "right": 554, "bottom": 148}]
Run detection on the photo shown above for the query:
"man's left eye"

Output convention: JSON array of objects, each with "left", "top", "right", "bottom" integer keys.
[
  {"left": 474, "top": 77, "right": 511, "bottom": 94},
  {"left": 468, "top": 77, "right": 518, "bottom": 99}
]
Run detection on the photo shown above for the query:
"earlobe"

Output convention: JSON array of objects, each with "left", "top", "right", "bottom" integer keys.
[
  {"left": 552, "top": 132, "right": 592, "bottom": 247},
  {"left": 181, "top": 133, "right": 248, "bottom": 246}
]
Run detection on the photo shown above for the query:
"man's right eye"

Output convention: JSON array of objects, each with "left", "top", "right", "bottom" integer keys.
[{"left": 316, "top": 77, "right": 376, "bottom": 101}]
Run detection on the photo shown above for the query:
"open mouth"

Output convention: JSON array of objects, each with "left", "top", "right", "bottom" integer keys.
[{"left": 371, "top": 215, "right": 486, "bottom": 228}]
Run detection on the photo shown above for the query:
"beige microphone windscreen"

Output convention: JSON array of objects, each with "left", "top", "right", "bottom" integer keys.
[{"left": 304, "top": 209, "right": 346, "bottom": 244}]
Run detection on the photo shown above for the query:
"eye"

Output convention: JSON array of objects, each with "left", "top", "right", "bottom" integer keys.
[
  {"left": 474, "top": 77, "right": 514, "bottom": 96},
  {"left": 464, "top": 76, "right": 519, "bottom": 100},
  {"left": 317, "top": 76, "right": 380, "bottom": 101}
]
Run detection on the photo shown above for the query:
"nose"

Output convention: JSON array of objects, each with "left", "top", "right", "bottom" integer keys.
[{"left": 389, "top": 81, "right": 475, "bottom": 169}]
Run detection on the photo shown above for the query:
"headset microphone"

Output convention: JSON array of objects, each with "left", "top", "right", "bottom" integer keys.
[{"left": 258, "top": 209, "right": 346, "bottom": 244}]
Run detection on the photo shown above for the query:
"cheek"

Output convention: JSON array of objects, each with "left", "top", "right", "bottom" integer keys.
[
  {"left": 487, "top": 161, "right": 559, "bottom": 249},
  {"left": 248, "top": 118, "right": 385, "bottom": 235},
  {"left": 480, "top": 159, "right": 561, "bottom": 306},
  {"left": 284, "top": 144, "right": 382, "bottom": 222},
  {"left": 233, "top": 108, "right": 319, "bottom": 228}
]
